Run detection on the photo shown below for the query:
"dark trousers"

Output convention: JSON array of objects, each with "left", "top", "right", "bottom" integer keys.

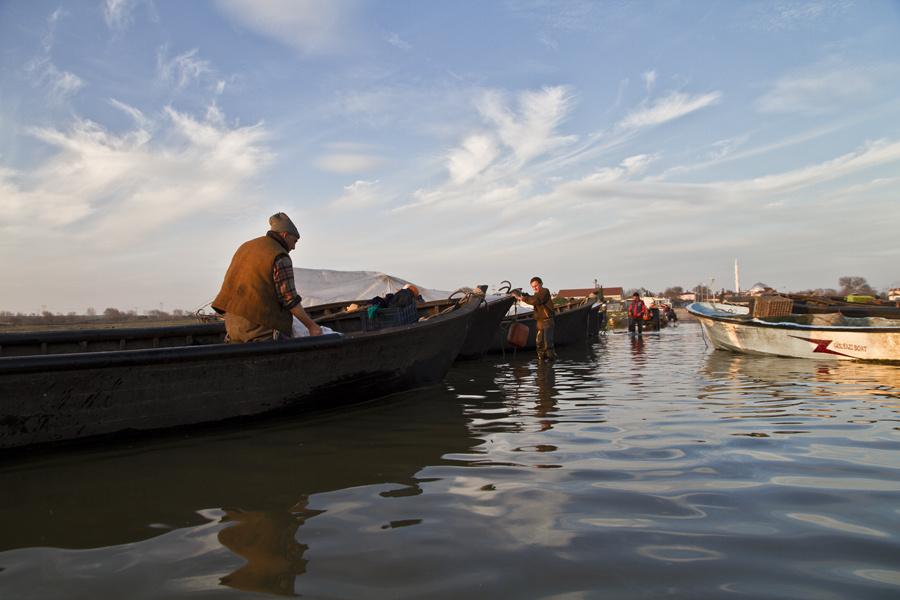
[
  {"left": 225, "top": 312, "right": 278, "bottom": 342},
  {"left": 536, "top": 321, "right": 557, "bottom": 361},
  {"left": 628, "top": 316, "right": 644, "bottom": 335}
]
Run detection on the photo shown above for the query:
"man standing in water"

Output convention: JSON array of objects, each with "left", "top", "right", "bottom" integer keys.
[
  {"left": 628, "top": 292, "right": 646, "bottom": 336},
  {"left": 212, "top": 212, "right": 322, "bottom": 342},
  {"left": 513, "top": 277, "right": 557, "bottom": 362}
]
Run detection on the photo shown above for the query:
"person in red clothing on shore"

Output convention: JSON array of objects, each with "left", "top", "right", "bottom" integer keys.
[{"left": 628, "top": 292, "right": 646, "bottom": 336}]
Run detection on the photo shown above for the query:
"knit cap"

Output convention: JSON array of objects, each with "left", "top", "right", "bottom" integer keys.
[{"left": 269, "top": 212, "right": 300, "bottom": 238}]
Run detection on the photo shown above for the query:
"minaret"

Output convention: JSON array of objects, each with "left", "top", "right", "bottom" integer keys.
[{"left": 735, "top": 260, "right": 740, "bottom": 295}]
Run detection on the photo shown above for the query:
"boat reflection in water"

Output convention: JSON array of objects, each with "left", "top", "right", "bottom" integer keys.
[
  {"left": 0, "top": 385, "right": 477, "bottom": 598},
  {"left": 217, "top": 503, "right": 323, "bottom": 596},
  {"left": 697, "top": 349, "right": 900, "bottom": 434}
]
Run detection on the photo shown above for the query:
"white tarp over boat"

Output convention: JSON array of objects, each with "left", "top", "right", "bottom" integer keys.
[{"left": 293, "top": 268, "right": 454, "bottom": 307}]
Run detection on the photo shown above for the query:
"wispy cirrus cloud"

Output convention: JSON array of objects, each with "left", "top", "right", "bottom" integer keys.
[
  {"left": 157, "top": 47, "right": 216, "bottom": 90},
  {"left": 537, "top": 31, "right": 558, "bottom": 51},
  {"left": 315, "top": 154, "right": 394, "bottom": 173},
  {"left": 447, "top": 134, "right": 499, "bottom": 184},
  {"left": 25, "top": 59, "right": 85, "bottom": 101},
  {"left": 328, "top": 179, "right": 390, "bottom": 210},
  {"left": 23, "top": 9, "right": 85, "bottom": 102},
  {"left": 314, "top": 142, "right": 395, "bottom": 174},
  {"left": 104, "top": 0, "right": 155, "bottom": 31},
  {"left": 618, "top": 90, "right": 722, "bottom": 129},
  {"left": 406, "top": 83, "right": 722, "bottom": 213},
  {"left": 104, "top": 0, "right": 136, "bottom": 28},
  {"left": 383, "top": 32, "right": 411, "bottom": 51},
  {"left": 744, "top": 0, "right": 849, "bottom": 34},
  {"left": 739, "top": 138, "right": 900, "bottom": 195},
  {"left": 450, "top": 85, "right": 576, "bottom": 181},
  {"left": 756, "top": 59, "right": 881, "bottom": 114},
  {"left": 556, "top": 138, "right": 900, "bottom": 209},
  {"left": 418, "top": 85, "right": 578, "bottom": 193},
  {"left": 0, "top": 103, "right": 273, "bottom": 248},
  {"left": 213, "top": 0, "right": 364, "bottom": 55},
  {"left": 643, "top": 69, "right": 657, "bottom": 92}
]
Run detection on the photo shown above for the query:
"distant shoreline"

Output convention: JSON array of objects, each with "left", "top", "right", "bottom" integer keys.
[{"left": 0, "top": 317, "right": 198, "bottom": 333}]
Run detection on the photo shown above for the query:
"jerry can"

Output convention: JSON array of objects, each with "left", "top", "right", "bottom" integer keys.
[{"left": 506, "top": 322, "right": 529, "bottom": 348}]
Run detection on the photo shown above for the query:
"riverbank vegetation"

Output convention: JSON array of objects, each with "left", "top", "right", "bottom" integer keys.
[{"left": 0, "top": 308, "right": 196, "bottom": 332}]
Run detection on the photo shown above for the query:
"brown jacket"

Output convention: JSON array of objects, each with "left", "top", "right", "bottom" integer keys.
[
  {"left": 523, "top": 288, "right": 556, "bottom": 328},
  {"left": 212, "top": 235, "right": 293, "bottom": 335}
]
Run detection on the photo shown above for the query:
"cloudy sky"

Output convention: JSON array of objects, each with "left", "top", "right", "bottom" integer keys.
[{"left": 1, "top": 0, "right": 898, "bottom": 314}]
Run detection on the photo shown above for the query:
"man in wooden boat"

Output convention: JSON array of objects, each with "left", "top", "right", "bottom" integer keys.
[
  {"left": 628, "top": 292, "right": 647, "bottom": 335},
  {"left": 212, "top": 212, "right": 323, "bottom": 342},
  {"left": 513, "top": 277, "right": 557, "bottom": 362}
]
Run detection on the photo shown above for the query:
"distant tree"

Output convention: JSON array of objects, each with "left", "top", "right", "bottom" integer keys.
[
  {"left": 838, "top": 276, "right": 876, "bottom": 297},
  {"left": 145, "top": 309, "right": 170, "bottom": 320},
  {"left": 104, "top": 307, "right": 124, "bottom": 321},
  {"left": 662, "top": 286, "right": 684, "bottom": 299},
  {"left": 692, "top": 284, "right": 711, "bottom": 300},
  {"left": 796, "top": 287, "right": 838, "bottom": 297},
  {"left": 86, "top": 307, "right": 96, "bottom": 316}
]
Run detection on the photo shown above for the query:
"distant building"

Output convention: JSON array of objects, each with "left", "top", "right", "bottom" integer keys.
[
  {"left": 557, "top": 286, "right": 623, "bottom": 300},
  {"left": 888, "top": 288, "right": 900, "bottom": 302},
  {"left": 679, "top": 292, "right": 697, "bottom": 302},
  {"left": 748, "top": 282, "right": 775, "bottom": 296}
]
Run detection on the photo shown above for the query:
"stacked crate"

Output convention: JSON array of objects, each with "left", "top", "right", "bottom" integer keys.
[{"left": 751, "top": 295, "right": 793, "bottom": 318}]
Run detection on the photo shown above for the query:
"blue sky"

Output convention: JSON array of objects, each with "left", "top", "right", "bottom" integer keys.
[{"left": 1, "top": 0, "right": 898, "bottom": 314}]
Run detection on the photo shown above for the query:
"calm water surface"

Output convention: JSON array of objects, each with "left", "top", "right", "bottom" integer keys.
[{"left": 1, "top": 323, "right": 899, "bottom": 599}]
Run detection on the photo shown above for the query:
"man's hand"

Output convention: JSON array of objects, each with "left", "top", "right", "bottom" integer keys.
[{"left": 291, "top": 304, "right": 323, "bottom": 336}]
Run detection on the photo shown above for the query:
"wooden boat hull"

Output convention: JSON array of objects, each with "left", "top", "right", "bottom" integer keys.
[
  {"left": 454, "top": 295, "right": 516, "bottom": 360},
  {"left": 488, "top": 298, "right": 598, "bottom": 353},
  {"left": 0, "top": 300, "right": 479, "bottom": 451},
  {"left": 687, "top": 302, "right": 900, "bottom": 362},
  {"left": 309, "top": 292, "right": 516, "bottom": 361}
]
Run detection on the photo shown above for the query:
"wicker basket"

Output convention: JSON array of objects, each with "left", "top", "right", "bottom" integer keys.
[
  {"left": 360, "top": 302, "right": 419, "bottom": 331},
  {"left": 751, "top": 296, "right": 793, "bottom": 318}
]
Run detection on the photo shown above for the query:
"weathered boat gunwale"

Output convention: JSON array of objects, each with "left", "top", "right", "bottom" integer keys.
[
  {"left": 796, "top": 305, "right": 900, "bottom": 318},
  {"left": 689, "top": 303, "right": 900, "bottom": 334},
  {"left": 0, "top": 332, "right": 345, "bottom": 375},
  {"left": 0, "top": 322, "right": 227, "bottom": 357}
]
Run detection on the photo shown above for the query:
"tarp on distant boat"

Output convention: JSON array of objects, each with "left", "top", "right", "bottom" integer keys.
[{"left": 293, "top": 268, "right": 454, "bottom": 307}]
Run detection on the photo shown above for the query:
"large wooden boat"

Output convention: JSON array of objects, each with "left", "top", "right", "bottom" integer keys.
[
  {"left": 0, "top": 298, "right": 480, "bottom": 451},
  {"left": 687, "top": 301, "right": 900, "bottom": 362},
  {"left": 307, "top": 287, "right": 516, "bottom": 361},
  {"left": 488, "top": 295, "right": 601, "bottom": 354}
]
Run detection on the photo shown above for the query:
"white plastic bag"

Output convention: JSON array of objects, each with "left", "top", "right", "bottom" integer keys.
[{"left": 292, "top": 317, "right": 339, "bottom": 337}]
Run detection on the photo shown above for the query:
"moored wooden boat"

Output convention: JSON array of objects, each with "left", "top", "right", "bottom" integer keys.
[
  {"left": 687, "top": 301, "right": 900, "bottom": 362},
  {"left": 488, "top": 295, "right": 600, "bottom": 354},
  {"left": 308, "top": 287, "right": 516, "bottom": 361},
  {"left": 0, "top": 298, "right": 480, "bottom": 452}
]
